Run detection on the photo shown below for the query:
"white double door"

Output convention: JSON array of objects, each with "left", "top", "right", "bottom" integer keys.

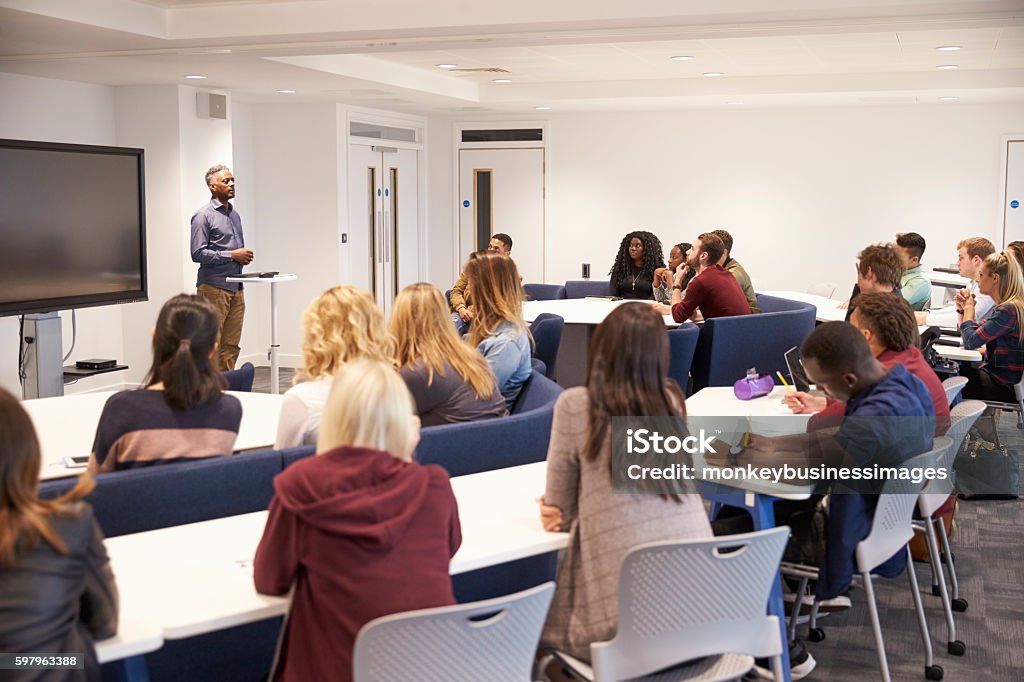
[
  {"left": 458, "top": 148, "right": 544, "bottom": 283},
  {"left": 349, "top": 145, "right": 418, "bottom": 315}
]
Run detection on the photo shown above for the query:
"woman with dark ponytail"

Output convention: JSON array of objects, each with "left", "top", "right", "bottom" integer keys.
[{"left": 87, "top": 294, "right": 242, "bottom": 473}]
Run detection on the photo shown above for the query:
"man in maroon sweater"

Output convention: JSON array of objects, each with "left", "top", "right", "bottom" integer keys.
[
  {"left": 785, "top": 292, "right": 950, "bottom": 435},
  {"left": 651, "top": 232, "right": 751, "bottom": 323}
]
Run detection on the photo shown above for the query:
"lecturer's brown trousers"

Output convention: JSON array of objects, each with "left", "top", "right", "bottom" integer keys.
[{"left": 197, "top": 284, "right": 245, "bottom": 371}]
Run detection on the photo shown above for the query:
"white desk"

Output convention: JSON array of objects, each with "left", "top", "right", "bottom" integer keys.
[
  {"left": 25, "top": 390, "right": 285, "bottom": 480},
  {"left": 523, "top": 298, "right": 676, "bottom": 327},
  {"left": 762, "top": 290, "right": 982, "bottom": 363},
  {"left": 928, "top": 270, "right": 971, "bottom": 289},
  {"left": 523, "top": 299, "right": 678, "bottom": 387},
  {"left": 760, "top": 290, "right": 846, "bottom": 323},
  {"left": 103, "top": 461, "right": 566, "bottom": 640},
  {"left": 95, "top": 619, "right": 164, "bottom": 664},
  {"left": 226, "top": 274, "right": 297, "bottom": 394}
]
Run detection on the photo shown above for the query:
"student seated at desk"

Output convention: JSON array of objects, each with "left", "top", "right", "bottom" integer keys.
[
  {"left": 652, "top": 241, "right": 693, "bottom": 303},
  {"left": 838, "top": 243, "right": 904, "bottom": 320},
  {"left": 464, "top": 251, "right": 533, "bottom": 408},
  {"left": 712, "top": 229, "right": 761, "bottom": 314},
  {"left": 785, "top": 293, "right": 950, "bottom": 434},
  {"left": 537, "top": 305, "right": 712, "bottom": 667},
  {"left": 958, "top": 250, "right": 1024, "bottom": 444},
  {"left": 391, "top": 282, "right": 506, "bottom": 426},
  {"left": 254, "top": 359, "right": 461, "bottom": 682},
  {"left": 449, "top": 233, "right": 513, "bottom": 335},
  {"left": 894, "top": 232, "right": 932, "bottom": 311},
  {"left": 274, "top": 285, "right": 395, "bottom": 449},
  {"left": 0, "top": 388, "right": 118, "bottom": 681},
  {"left": 651, "top": 232, "right": 751, "bottom": 322},
  {"left": 88, "top": 295, "right": 241, "bottom": 473},
  {"left": 915, "top": 237, "right": 995, "bottom": 328},
  {"left": 608, "top": 230, "right": 665, "bottom": 300},
  {"left": 728, "top": 323, "right": 934, "bottom": 607}
]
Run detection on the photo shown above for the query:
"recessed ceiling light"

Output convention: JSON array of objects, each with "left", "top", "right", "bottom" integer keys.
[
  {"left": 276, "top": 89, "right": 296, "bottom": 94},
  {"left": 670, "top": 55, "right": 694, "bottom": 61},
  {"left": 936, "top": 46, "right": 961, "bottom": 52},
  {"left": 535, "top": 106, "right": 551, "bottom": 110},
  {"left": 939, "top": 96, "right": 960, "bottom": 101},
  {"left": 703, "top": 72, "right": 725, "bottom": 77},
  {"left": 184, "top": 75, "right": 207, "bottom": 79},
  {"left": 493, "top": 78, "right": 512, "bottom": 84},
  {"left": 436, "top": 63, "right": 457, "bottom": 69},
  {"left": 726, "top": 101, "right": 744, "bottom": 105},
  {"left": 936, "top": 64, "right": 959, "bottom": 70}
]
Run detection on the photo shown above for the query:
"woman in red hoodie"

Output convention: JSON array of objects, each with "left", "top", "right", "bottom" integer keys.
[{"left": 254, "top": 358, "right": 462, "bottom": 682}]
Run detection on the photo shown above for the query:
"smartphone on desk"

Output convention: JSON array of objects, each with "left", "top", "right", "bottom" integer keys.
[{"left": 63, "top": 455, "right": 89, "bottom": 469}]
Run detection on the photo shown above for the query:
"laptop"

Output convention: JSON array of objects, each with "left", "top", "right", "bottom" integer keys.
[{"left": 784, "top": 346, "right": 812, "bottom": 392}]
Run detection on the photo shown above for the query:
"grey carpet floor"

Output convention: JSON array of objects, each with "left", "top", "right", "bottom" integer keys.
[{"left": 252, "top": 366, "right": 1023, "bottom": 680}]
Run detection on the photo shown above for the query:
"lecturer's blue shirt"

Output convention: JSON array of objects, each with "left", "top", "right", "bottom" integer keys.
[{"left": 190, "top": 198, "right": 244, "bottom": 291}]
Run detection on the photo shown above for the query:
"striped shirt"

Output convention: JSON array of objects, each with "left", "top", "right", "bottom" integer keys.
[
  {"left": 960, "top": 303, "right": 1024, "bottom": 386},
  {"left": 89, "top": 390, "right": 242, "bottom": 472}
]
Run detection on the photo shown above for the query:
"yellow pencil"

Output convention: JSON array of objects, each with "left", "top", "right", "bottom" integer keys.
[
  {"left": 742, "top": 414, "right": 751, "bottom": 447},
  {"left": 776, "top": 370, "right": 795, "bottom": 394}
]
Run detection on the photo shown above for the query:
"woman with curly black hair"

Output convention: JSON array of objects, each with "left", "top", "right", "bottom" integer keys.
[{"left": 608, "top": 230, "right": 665, "bottom": 300}]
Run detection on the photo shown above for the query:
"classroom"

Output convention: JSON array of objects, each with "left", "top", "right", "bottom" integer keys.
[{"left": 1, "top": 1, "right": 1023, "bottom": 681}]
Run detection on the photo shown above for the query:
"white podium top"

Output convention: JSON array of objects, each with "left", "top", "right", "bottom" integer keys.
[
  {"left": 225, "top": 274, "right": 297, "bottom": 284},
  {"left": 523, "top": 298, "right": 677, "bottom": 327},
  {"left": 25, "top": 391, "right": 285, "bottom": 480}
]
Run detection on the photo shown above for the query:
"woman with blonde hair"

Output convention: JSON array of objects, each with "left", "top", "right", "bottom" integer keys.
[
  {"left": 959, "top": 249, "right": 1024, "bottom": 406},
  {"left": 391, "top": 282, "right": 506, "bottom": 425},
  {"left": 463, "top": 251, "right": 533, "bottom": 407},
  {"left": 0, "top": 388, "right": 118, "bottom": 681},
  {"left": 274, "top": 285, "right": 394, "bottom": 449},
  {"left": 254, "top": 359, "right": 461, "bottom": 682}
]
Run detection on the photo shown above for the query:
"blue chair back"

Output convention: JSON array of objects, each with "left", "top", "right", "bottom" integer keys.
[
  {"left": 523, "top": 283, "right": 567, "bottom": 301},
  {"left": 222, "top": 362, "right": 256, "bottom": 392},
  {"left": 414, "top": 371, "right": 563, "bottom": 477},
  {"left": 39, "top": 449, "right": 283, "bottom": 537},
  {"left": 529, "top": 314, "right": 564, "bottom": 381},
  {"left": 280, "top": 443, "right": 316, "bottom": 469},
  {"left": 666, "top": 324, "right": 700, "bottom": 395},
  {"left": 564, "top": 280, "right": 612, "bottom": 299},
  {"left": 690, "top": 295, "right": 816, "bottom": 391}
]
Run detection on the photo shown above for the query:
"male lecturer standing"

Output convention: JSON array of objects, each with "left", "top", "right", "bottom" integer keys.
[{"left": 191, "top": 164, "right": 253, "bottom": 371}]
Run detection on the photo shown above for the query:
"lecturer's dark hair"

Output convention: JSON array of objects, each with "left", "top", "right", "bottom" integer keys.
[{"left": 144, "top": 294, "right": 226, "bottom": 411}]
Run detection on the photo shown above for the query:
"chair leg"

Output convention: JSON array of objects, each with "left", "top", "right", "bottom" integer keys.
[
  {"left": 862, "top": 571, "right": 892, "bottom": 682},
  {"left": 935, "top": 517, "right": 966, "bottom": 611},
  {"left": 770, "top": 653, "right": 786, "bottom": 682},
  {"left": 906, "top": 546, "right": 944, "bottom": 680},
  {"left": 787, "top": 576, "right": 809, "bottom": 645},
  {"left": 923, "top": 517, "right": 961, "bottom": 652}
]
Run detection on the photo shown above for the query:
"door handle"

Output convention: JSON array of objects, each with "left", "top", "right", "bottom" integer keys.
[
  {"left": 384, "top": 209, "right": 390, "bottom": 263},
  {"left": 377, "top": 209, "right": 383, "bottom": 263}
]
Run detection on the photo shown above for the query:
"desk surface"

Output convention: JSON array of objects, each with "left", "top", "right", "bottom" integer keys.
[
  {"left": 103, "top": 461, "right": 567, "bottom": 640},
  {"left": 95, "top": 619, "right": 163, "bottom": 664},
  {"left": 927, "top": 270, "right": 971, "bottom": 288},
  {"left": 225, "top": 274, "right": 297, "bottom": 284},
  {"left": 761, "top": 290, "right": 981, "bottom": 363},
  {"left": 25, "top": 390, "right": 285, "bottom": 481},
  {"left": 523, "top": 298, "right": 677, "bottom": 327}
]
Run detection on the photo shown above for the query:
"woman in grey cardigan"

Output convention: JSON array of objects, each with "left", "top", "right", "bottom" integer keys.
[{"left": 538, "top": 303, "right": 712, "bottom": 662}]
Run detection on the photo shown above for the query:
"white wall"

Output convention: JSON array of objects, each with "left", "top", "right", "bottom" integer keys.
[
  {"left": 427, "top": 103, "right": 1024, "bottom": 298},
  {"left": 0, "top": 73, "right": 124, "bottom": 396},
  {"left": 249, "top": 103, "right": 340, "bottom": 366}
]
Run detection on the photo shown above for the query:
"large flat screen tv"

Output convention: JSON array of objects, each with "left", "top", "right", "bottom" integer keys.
[{"left": 0, "top": 138, "right": 147, "bottom": 317}]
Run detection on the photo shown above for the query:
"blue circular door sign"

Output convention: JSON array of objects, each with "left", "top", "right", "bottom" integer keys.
[
  {"left": 463, "top": 200, "right": 471, "bottom": 207},
  {"left": 377, "top": 188, "right": 381, "bottom": 197},
  {"left": 1012, "top": 200, "right": 1020, "bottom": 209},
  {"left": 385, "top": 188, "right": 389, "bottom": 197}
]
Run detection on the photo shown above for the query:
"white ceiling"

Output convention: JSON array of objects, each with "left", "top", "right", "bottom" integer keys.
[{"left": 1, "top": 0, "right": 1022, "bottom": 114}]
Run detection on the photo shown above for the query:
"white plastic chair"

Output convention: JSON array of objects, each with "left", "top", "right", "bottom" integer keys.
[
  {"left": 783, "top": 439, "right": 951, "bottom": 682},
  {"left": 806, "top": 282, "right": 837, "bottom": 299},
  {"left": 551, "top": 527, "right": 789, "bottom": 682},
  {"left": 913, "top": 400, "right": 984, "bottom": 657},
  {"left": 352, "top": 582, "right": 554, "bottom": 682},
  {"left": 940, "top": 376, "right": 968, "bottom": 407}
]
